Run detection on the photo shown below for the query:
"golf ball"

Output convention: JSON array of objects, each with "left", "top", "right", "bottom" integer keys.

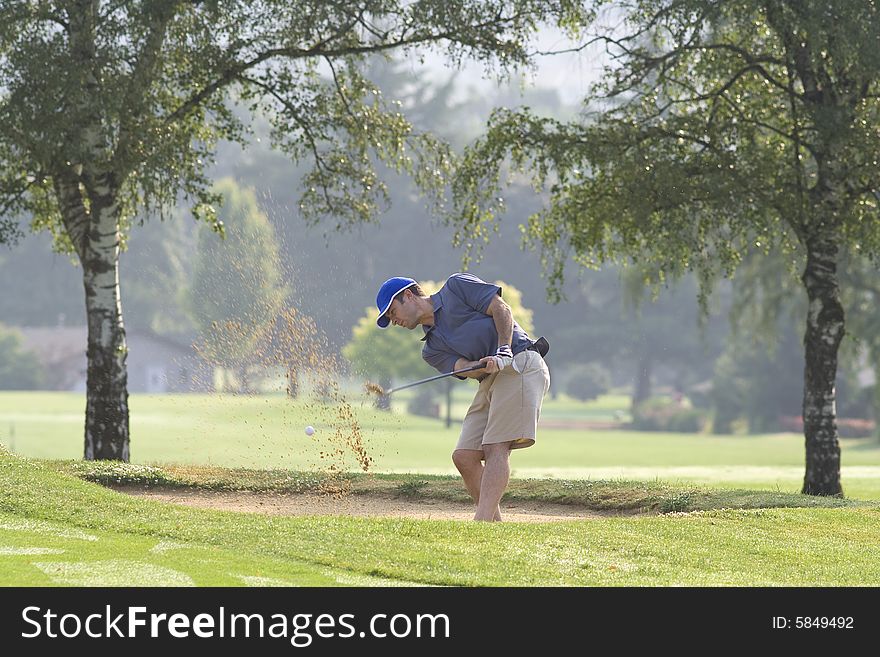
[{"left": 304, "top": 426, "right": 315, "bottom": 436}]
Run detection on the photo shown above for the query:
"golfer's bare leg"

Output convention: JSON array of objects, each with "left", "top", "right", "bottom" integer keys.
[
  {"left": 452, "top": 449, "right": 483, "bottom": 499},
  {"left": 474, "top": 441, "right": 513, "bottom": 522},
  {"left": 452, "top": 449, "right": 501, "bottom": 521}
]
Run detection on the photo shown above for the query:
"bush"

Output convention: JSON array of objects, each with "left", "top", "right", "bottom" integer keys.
[
  {"left": 407, "top": 387, "right": 440, "bottom": 418},
  {"left": 667, "top": 408, "right": 708, "bottom": 433},
  {"left": 0, "top": 325, "right": 45, "bottom": 390},
  {"left": 632, "top": 396, "right": 707, "bottom": 433},
  {"left": 686, "top": 384, "right": 712, "bottom": 410},
  {"left": 779, "top": 415, "right": 876, "bottom": 438},
  {"left": 631, "top": 397, "right": 676, "bottom": 431},
  {"left": 565, "top": 363, "right": 611, "bottom": 402},
  {"left": 710, "top": 353, "right": 744, "bottom": 434},
  {"left": 838, "top": 418, "right": 875, "bottom": 438}
]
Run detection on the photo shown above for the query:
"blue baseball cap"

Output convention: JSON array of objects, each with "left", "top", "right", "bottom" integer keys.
[{"left": 376, "top": 277, "right": 417, "bottom": 328}]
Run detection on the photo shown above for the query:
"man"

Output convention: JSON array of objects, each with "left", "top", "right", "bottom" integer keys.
[{"left": 376, "top": 273, "right": 550, "bottom": 522}]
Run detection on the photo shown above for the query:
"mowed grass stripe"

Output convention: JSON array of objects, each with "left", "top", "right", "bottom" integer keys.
[
  {"left": 0, "top": 512, "right": 340, "bottom": 586},
  {"left": 0, "top": 512, "right": 425, "bottom": 587}
]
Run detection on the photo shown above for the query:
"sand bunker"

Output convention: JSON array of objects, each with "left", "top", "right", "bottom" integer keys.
[{"left": 119, "top": 488, "right": 617, "bottom": 523}]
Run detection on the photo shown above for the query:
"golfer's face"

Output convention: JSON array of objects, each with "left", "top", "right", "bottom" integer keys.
[{"left": 387, "top": 295, "right": 415, "bottom": 329}]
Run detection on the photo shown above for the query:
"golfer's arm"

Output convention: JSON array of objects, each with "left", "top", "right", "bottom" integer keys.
[
  {"left": 450, "top": 296, "right": 513, "bottom": 378},
  {"left": 453, "top": 357, "right": 487, "bottom": 378},
  {"left": 486, "top": 295, "right": 514, "bottom": 348}
]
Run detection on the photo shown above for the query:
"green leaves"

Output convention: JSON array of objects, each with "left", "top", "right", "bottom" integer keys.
[{"left": 0, "top": 1, "right": 566, "bottom": 244}]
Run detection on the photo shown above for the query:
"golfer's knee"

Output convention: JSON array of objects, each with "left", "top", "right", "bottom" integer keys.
[{"left": 452, "top": 449, "right": 481, "bottom": 471}]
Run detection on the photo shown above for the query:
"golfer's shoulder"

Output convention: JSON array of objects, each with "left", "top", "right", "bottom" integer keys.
[
  {"left": 443, "top": 272, "right": 500, "bottom": 313},
  {"left": 445, "top": 271, "right": 488, "bottom": 287},
  {"left": 443, "top": 272, "right": 497, "bottom": 297}
]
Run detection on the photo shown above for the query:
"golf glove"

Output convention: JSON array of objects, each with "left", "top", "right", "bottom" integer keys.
[{"left": 491, "top": 344, "right": 514, "bottom": 371}]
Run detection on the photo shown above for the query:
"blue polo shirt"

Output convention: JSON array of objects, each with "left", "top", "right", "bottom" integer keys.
[{"left": 421, "top": 273, "right": 533, "bottom": 374}]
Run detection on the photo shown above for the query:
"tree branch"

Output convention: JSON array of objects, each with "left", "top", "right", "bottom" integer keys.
[
  {"left": 161, "top": 14, "right": 363, "bottom": 125},
  {"left": 323, "top": 56, "right": 359, "bottom": 124},
  {"left": 661, "top": 68, "right": 813, "bottom": 151},
  {"left": 0, "top": 181, "right": 30, "bottom": 217},
  {"left": 163, "top": 11, "right": 531, "bottom": 125},
  {"left": 236, "top": 73, "right": 339, "bottom": 211},
  {"left": 601, "top": 33, "right": 796, "bottom": 102},
  {"left": 51, "top": 171, "right": 90, "bottom": 261},
  {"left": 114, "top": 3, "right": 176, "bottom": 172}
]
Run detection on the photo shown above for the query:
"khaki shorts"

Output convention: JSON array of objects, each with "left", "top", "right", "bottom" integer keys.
[{"left": 456, "top": 350, "right": 551, "bottom": 452}]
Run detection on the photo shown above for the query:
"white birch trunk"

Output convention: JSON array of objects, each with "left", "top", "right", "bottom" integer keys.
[
  {"left": 82, "top": 180, "right": 129, "bottom": 461},
  {"left": 65, "top": 2, "right": 131, "bottom": 460},
  {"left": 800, "top": 234, "right": 844, "bottom": 495}
]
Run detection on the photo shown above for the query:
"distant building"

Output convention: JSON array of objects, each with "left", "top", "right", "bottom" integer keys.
[{"left": 19, "top": 326, "right": 211, "bottom": 392}]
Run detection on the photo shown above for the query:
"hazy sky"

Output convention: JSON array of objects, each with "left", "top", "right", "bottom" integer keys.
[{"left": 414, "top": 26, "right": 609, "bottom": 107}]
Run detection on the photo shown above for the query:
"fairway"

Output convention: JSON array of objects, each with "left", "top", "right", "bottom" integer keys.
[{"left": 2, "top": 391, "right": 880, "bottom": 499}]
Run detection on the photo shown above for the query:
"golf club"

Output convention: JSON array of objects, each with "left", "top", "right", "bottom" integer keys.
[{"left": 372, "top": 362, "right": 488, "bottom": 396}]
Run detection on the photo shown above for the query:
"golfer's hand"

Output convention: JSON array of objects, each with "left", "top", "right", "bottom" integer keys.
[
  {"left": 479, "top": 356, "right": 501, "bottom": 374},
  {"left": 481, "top": 345, "right": 513, "bottom": 373}
]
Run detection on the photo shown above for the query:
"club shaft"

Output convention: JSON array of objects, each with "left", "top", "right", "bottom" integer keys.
[{"left": 385, "top": 363, "right": 487, "bottom": 395}]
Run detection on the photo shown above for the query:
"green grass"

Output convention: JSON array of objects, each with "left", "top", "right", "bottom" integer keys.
[
  {"left": 0, "top": 516, "right": 384, "bottom": 586},
  {"left": 3, "top": 390, "right": 878, "bottom": 587},
  {"left": 3, "top": 391, "right": 880, "bottom": 499},
  {"left": 2, "top": 449, "right": 880, "bottom": 586}
]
